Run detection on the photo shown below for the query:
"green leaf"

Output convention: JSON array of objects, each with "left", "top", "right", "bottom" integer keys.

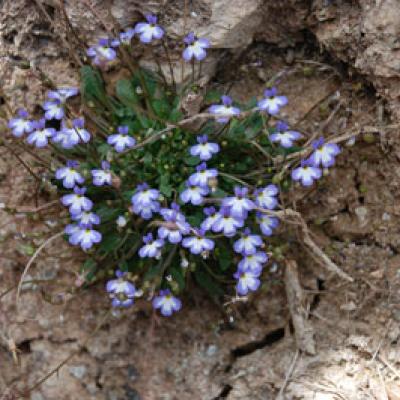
[
  {"left": 81, "top": 259, "right": 98, "bottom": 282},
  {"left": 98, "top": 233, "right": 121, "bottom": 252},
  {"left": 168, "top": 97, "right": 183, "bottom": 122},
  {"left": 133, "top": 69, "right": 158, "bottom": 98},
  {"left": 246, "top": 96, "right": 258, "bottom": 109},
  {"left": 211, "top": 188, "right": 228, "bottom": 198},
  {"left": 204, "top": 90, "right": 221, "bottom": 104},
  {"left": 116, "top": 79, "right": 139, "bottom": 107},
  {"left": 184, "top": 155, "right": 200, "bottom": 166},
  {"left": 186, "top": 211, "right": 204, "bottom": 227},
  {"left": 169, "top": 266, "right": 185, "bottom": 291},
  {"left": 194, "top": 268, "right": 224, "bottom": 299},
  {"left": 80, "top": 66, "right": 106, "bottom": 103},
  {"left": 143, "top": 153, "right": 153, "bottom": 167},
  {"left": 152, "top": 98, "right": 171, "bottom": 119},
  {"left": 144, "top": 259, "right": 163, "bottom": 281},
  {"left": 96, "top": 207, "right": 121, "bottom": 223},
  {"left": 159, "top": 173, "right": 172, "bottom": 197},
  {"left": 97, "top": 142, "right": 111, "bottom": 157},
  {"left": 218, "top": 246, "right": 232, "bottom": 271},
  {"left": 82, "top": 258, "right": 97, "bottom": 271}
]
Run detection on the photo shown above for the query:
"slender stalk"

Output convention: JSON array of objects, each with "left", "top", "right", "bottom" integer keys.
[
  {"left": 198, "top": 61, "right": 202, "bottom": 81},
  {"left": 219, "top": 171, "right": 250, "bottom": 187},
  {"left": 16, "top": 231, "right": 65, "bottom": 313},
  {"left": 249, "top": 140, "right": 273, "bottom": 161},
  {"left": 191, "top": 59, "right": 195, "bottom": 84},
  {"left": 162, "top": 41, "right": 177, "bottom": 92},
  {"left": 181, "top": 0, "right": 188, "bottom": 83}
]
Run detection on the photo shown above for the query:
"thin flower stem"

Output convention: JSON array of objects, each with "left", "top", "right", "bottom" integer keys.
[
  {"left": 219, "top": 171, "right": 250, "bottom": 187},
  {"left": 154, "top": 57, "right": 169, "bottom": 89},
  {"left": 162, "top": 41, "right": 177, "bottom": 92},
  {"left": 121, "top": 109, "right": 260, "bottom": 157},
  {"left": 181, "top": 0, "right": 188, "bottom": 83},
  {"left": 83, "top": 109, "right": 111, "bottom": 137},
  {"left": 198, "top": 61, "right": 203, "bottom": 81},
  {"left": 0, "top": 279, "right": 53, "bottom": 301},
  {"left": 249, "top": 140, "right": 273, "bottom": 161},
  {"left": 191, "top": 59, "right": 195, "bottom": 84},
  {"left": 16, "top": 231, "right": 65, "bottom": 313},
  {"left": 49, "top": 142, "right": 68, "bottom": 162},
  {"left": 135, "top": 68, "right": 157, "bottom": 118},
  {"left": 201, "top": 260, "right": 233, "bottom": 284},
  {"left": 120, "top": 125, "right": 175, "bottom": 155},
  {"left": 160, "top": 245, "right": 178, "bottom": 277}
]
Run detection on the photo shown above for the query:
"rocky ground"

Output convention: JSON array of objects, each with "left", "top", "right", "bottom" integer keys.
[{"left": 1, "top": 0, "right": 400, "bottom": 399}]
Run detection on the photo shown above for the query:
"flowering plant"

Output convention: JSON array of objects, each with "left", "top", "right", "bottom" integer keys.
[{"left": 7, "top": 14, "right": 343, "bottom": 317}]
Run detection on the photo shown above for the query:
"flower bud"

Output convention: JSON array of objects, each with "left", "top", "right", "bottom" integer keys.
[
  {"left": 181, "top": 258, "right": 189, "bottom": 268},
  {"left": 169, "top": 280, "right": 179, "bottom": 292},
  {"left": 116, "top": 215, "right": 127, "bottom": 228},
  {"left": 272, "top": 173, "right": 283, "bottom": 184}
]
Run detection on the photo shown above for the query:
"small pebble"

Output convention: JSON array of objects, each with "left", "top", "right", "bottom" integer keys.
[
  {"left": 206, "top": 344, "right": 218, "bottom": 357},
  {"left": 69, "top": 365, "right": 87, "bottom": 380}
]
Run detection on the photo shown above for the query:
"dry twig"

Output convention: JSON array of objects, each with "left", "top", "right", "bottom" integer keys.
[
  {"left": 284, "top": 260, "right": 316, "bottom": 355},
  {"left": 275, "top": 349, "right": 300, "bottom": 400},
  {"left": 15, "top": 231, "right": 64, "bottom": 313},
  {"left": 258, "top": 208, "right": 354, "bottom": 282}
]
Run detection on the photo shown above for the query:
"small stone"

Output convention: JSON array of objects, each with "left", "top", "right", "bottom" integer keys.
[
  {"left": 388, "top": 348, "right": 398, "bottom": 362},
  {"left": 382, "top": 212, "right": 391, "bottom": 221},
  {"left": 127, "top": 365, "right": 140, "bottom": 381},
  {"left": 346, "top": 136, "right": 356, "bottom": 146},
  {"left": 354, "top": 206, "right": 368, "bottom": 224},
  {"left": 38, "top": 318, "right": 50, "bottom": 329},
  {"left": 206, "top": 344, "right": 218, "bottom": 357},
  {"left": 69, "top": 365, "right": 87, "bottom": 380},
  {"left": 270, "top": 263, "right": 279, "bottom": 273},
  {"left": 388, "top": 324, "right": 400, "bottom": 343},
  {"left": 86, "top": 383, "right": 98, "bottom": 395},
  {"left": 124, "top": 386, "right": 141, "bottom": 400},
  {"left": 340, "top": 301, "right": 357, "bottom": 312},
  {"left": 31, "top": 392, "right": 45, "bottom": 400},
  {"left": 106, "top": 390, "right": 119, "bottom": 400},
  {"left": 370, "top": 269, "right": 384, "bottom": 279}
]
